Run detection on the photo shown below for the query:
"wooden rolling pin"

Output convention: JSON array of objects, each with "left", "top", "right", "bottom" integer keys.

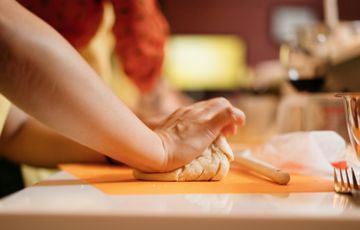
[{"left": 234, "top": 150, "right": 291, "bottom": 185}]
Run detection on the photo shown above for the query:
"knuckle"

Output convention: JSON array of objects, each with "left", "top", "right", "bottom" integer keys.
[
  {"left": 176, "top": 106, "right": 189, "bottom": 115},
  {"left": 216, "top": 97, "right": 229, "bottom": 104},
  {"left": 213, "top": 97, "right": 231, "bottom": 107}
]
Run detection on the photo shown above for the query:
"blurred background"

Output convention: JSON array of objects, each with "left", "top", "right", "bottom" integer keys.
[{"left": 154, "top": 0, "right": 360, "bottom": 145}]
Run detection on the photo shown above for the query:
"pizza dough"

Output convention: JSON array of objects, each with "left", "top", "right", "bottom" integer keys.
[{"left": 133, "top": 136, "right": 234, "bottom": 181}]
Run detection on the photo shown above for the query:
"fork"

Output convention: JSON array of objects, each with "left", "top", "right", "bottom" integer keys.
[{"left": 333, "top": 167, "right": 360, "bottom": 196}]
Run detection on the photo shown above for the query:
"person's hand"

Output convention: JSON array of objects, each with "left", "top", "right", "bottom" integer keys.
[{"left": 154, "top": 97, "right": 245, "bottom": 172}]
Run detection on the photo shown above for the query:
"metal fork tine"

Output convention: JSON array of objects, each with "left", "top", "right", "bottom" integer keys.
[
  {"left": 333, "top": 168, "right": 340, "bottom": 192},
  {"left": 333, "top": 168, "right": 338, "bottom": 184},
  {"left": 345, "top": 168, "right": 351, "bottom": 191},
  {"left": 340, "top": 168, "right": 346, "bottom": 192},
  {"left": 351, "top": 167, "right": 359, "bottom": 190}
]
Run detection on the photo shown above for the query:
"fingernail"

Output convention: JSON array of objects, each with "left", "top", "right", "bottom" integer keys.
[{"left": 231, "top": 108, "right": 246, "bottom": 125}]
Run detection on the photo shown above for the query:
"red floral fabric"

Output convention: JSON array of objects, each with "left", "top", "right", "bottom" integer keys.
[{"left": 18, "top": 0, "right": 169, "bottom": 92}]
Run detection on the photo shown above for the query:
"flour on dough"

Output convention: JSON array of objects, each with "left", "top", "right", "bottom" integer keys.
[{"left": 133, "top": 136, "right": 234, "bottom": 181}]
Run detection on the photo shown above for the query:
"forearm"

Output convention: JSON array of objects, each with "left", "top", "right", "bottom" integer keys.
[
  {"left": 0, "top": 0, "right": 165, "bottom": 171},
  {"left": 0, "top": 109, "right": 107, "bottom": 168}
]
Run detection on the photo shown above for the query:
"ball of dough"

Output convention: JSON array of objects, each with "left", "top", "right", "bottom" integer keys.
[{"left": 133, "top": 136, "right": 234, "bottom": 181}]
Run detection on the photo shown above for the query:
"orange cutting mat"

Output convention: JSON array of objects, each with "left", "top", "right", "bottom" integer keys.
[{"left": 57, "top": 164, "right": 333, "bottom": 195}]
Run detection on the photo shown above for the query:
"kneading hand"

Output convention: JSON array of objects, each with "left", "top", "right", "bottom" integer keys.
[{"left": 154, "top": 97, "right": 245, "bottom": 172}]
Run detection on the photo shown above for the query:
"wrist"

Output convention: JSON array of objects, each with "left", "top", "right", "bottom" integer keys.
[{"left": 153, "top": 130, "right": 171, "bottom": 172}]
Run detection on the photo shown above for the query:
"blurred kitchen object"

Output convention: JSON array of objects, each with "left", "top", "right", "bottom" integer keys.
[
  {"left": 336, "top": 93, "right": 360, "bottom": 167},
  {"left": 280, "top": 0, "right": 360, "bottom": 93},
  {"left": 276, "top": 93, "right": 348, "bottom": 141},
  {"left": 279, "top": 23, "right": 330, "bottom": 93},
  {"left": 324, "top": 0, "right": 339, "bottom": 30},
  {"left": 252, "top": 60, "right": 286, "bottom": 93},
  {"left": 274, "top": 0, "right": 360, "bottom": 140}
]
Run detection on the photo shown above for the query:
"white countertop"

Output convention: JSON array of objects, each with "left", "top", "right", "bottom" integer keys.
[{"left": 1, "top": 171, "right": 360, "bottom": 230}]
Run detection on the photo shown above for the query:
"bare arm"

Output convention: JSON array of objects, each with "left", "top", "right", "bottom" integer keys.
[
  {"left": 0, "top": 0, "right": 164, "bottom": 171},
  {"left": 0, "top": 106, "right": 107, "bottom": 168},
  {"left": 0, "top": 0, "right": 245, "bottom": 172}
]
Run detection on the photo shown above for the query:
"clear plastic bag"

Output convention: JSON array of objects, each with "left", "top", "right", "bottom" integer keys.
[{"left": 251, "top": 131, "right": 346, "bottom": 176}]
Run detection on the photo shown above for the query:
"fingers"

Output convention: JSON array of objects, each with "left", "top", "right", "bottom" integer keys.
[
  {"left": 221, "top": 124, "right": 237, "bottom": 136},
  {"left": 231, "top": 107, "right": 246, "bottom": 126},
  {"left": 198, "top": 98, "right": 245, "bottom": 137},
  {"left": 203, "top": 98, "right": 245, "bottom": 125},
  {"left": 186, "top": 97, "right": 245, "bottom": 137}
]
